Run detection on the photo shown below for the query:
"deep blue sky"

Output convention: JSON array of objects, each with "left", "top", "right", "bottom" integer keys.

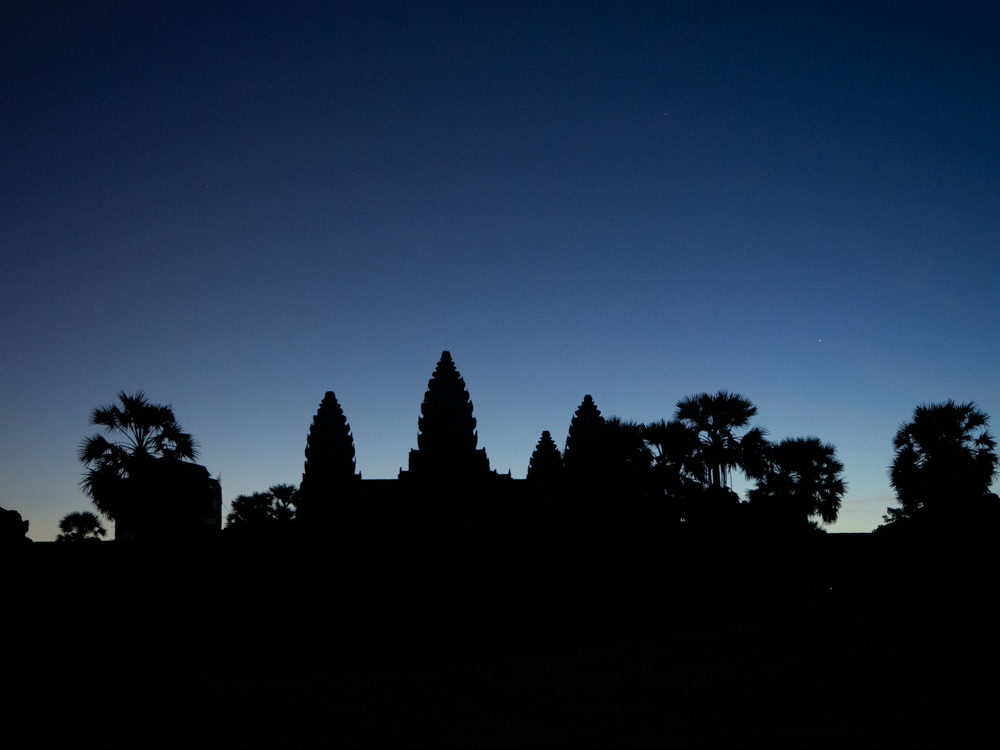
[{"left": 2, "top": 1, "right": 998, "bottom": 540}]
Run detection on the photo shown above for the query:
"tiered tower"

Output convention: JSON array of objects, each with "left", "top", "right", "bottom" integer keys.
[
  {"left": 405, "top": 351, "right": 491, "bottom": 482},
  {"left": 563, "top": 394, "right": 608, "bottom": 484},
  {"left": 298, "top": 391, "right": 360, "bottom": 522}
]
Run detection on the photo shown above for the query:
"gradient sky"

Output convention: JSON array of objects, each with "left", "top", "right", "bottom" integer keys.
[{"left": 2, "top": 1, "right": 998, "bottom": 540}]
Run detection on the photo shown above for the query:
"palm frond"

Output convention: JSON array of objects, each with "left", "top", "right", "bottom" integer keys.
[{"left": 78, "top": 390, "right": 203, "bottom": 522}]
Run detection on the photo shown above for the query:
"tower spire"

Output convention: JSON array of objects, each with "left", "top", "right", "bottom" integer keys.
[
  {"left": 407, "top": 351, "right": 490, "bottom": 481},
  {"left": 298, "top": 391, "right": 359, "bottom": 523}
]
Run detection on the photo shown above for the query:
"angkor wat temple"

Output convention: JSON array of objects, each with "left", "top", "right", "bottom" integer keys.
[
  {"left": 294, "top": 351, "right": 620, "bottom": 552},
  {"left": 297, "top": 352, "right": 519, "bottom": 516},
  {"left": 302, "top": 351, "right": 504, "bottom": 493}
]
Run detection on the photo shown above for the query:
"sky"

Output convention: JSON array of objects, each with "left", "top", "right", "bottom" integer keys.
[{"left": 2, "top": 1, "right": 998, "bottom": 541}]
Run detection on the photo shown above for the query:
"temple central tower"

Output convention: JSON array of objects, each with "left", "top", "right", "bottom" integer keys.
[{"left": 405, "top": 351, "right": 491, "bottom": 482}]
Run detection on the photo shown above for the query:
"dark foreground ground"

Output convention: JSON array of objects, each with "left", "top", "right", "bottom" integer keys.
[{"left": 3, "top": 531, "right": 998, "bottom": 747}]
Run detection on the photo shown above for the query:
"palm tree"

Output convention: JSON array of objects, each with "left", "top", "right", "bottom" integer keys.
[
  {"left": 56, "top": 511, "right": 107, "bottom": 541},
  {"left": 675, "top": 391, "right": 768, "bottom": 490},
  {"left": 748, "top": 437, "right": 846, "bottom": 531},
  {"left": 886, "top": 400, "right": 998, "bottom": 526},
  {"left": 641, "top": 418, "right": 711, "bottom": 523},
  {"left": 642, "top": 418, "right": 709, "bottom": 492},
  {"left": 78, "top": 391, "right": 198, "bottom": 522},
  {"left": 605, "top": 417, "right": 653, "bottom": 479},
  {"left": 226, "top": 484, "right": 299, "bottom": 530}
]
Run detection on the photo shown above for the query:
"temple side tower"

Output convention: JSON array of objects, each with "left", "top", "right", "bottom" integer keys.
[
  {"left": 298, "top": 391, "right": 360, "bottom": 523},
  {"left": 527, "top": 430, "right": 563, "bottom": 485},
  {"left": 405, "top": 351, "right": 491, "bottom": 482},
  {"left": 563, "top": 394, "right": 607, "bottom": 484}
]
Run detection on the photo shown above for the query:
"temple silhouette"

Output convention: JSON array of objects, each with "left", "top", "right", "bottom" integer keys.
[
  {"left": 302, "top": 351, "right": 510, "bottom": 485},
  {"left": 296, "top": 351, "right": 559, "bottom": 549},
  {"left": 403, "top": 351, "right": 492, "bottom": 482}
]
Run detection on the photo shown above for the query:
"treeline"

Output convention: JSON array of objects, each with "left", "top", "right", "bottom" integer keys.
[
  {"left": 525, "top": 391, "right": 844, "bottom": 535},
  {"left": 9, "top": 373, "right": 992, "bottom": 548},
  {"left": 223, "top": 393, "right": 1000, "bottom": 544}
]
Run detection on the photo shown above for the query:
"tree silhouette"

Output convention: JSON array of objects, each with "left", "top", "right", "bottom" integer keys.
[
  {"left": 675, "top": 391, "right": 768, "bottom": 490},
  {"left": 0, "top": 506, "right": 31, "bottom": 545},
  {"left": 884, "top": 400, "right": 998, "bottom": 528},
  {"left": 642, "top": 419, "right": 708, "bottom": 491},
  {"left": 226, "top": 484, "right": 298, "bottom": 530},
  {"left": 748, "top": 437, "right": 846, "bottom": 532},
  {"left": 56, "top": 511, "right": 107, "bottom": 542},
  {"left": 527, "top": 430, "right": 563, "bottom": 484},
  {"left": 78, "top": 391, "right": 198, "bottom": 524},
  {"left": 604, "top": 417, "right": 653, "bottom": 492},
  {"left": 642, "top": 418, "right": 710, "bottom": 520},
  {"left": 298, "top": 392, "right": 358, "bottom": 523}
]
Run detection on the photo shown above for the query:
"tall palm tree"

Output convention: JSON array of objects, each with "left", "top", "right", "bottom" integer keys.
[
  {"left": 78, "top": 391, "right": 198, "bottom": 522},
  {"left": 675, "top": 391, "right": 768, "bottom": 490},
  {"left": 641, "top": 418, "right": 712, "bottom": 523},
  {"left": 749, "top": 437, "right": 846, "bottom": 530},
  {"left": 886, "top": 400, "right": 998, "bottom": 525}
]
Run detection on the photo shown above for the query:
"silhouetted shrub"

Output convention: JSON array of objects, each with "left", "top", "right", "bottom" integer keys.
[
  {"left": 56, "top": 511, "right": 106, "bottom": 542},
  {"left": 0, "top": 506, "right": 30, "bottom": 545},
  {"left": 227, "top": 484, "right": 298, "bottom": 532}
]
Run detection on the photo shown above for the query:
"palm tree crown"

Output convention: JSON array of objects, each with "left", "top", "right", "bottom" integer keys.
[
  {"left": 642, "top": 418, "right": 709, "bottom": 491},
  {"left": 56, "top": 511, "right": 107, "bottom": 541},
  {"left": 675, "top": 391, "right": 768, "bottom": 489},
  {"left": 888, "top": 400, "right": 998, "bottom": 523},
  {"left": 750, "top": 437, "right": 846, "bottom": 528},
  {"left": 78, "top": 391, "right": 198, "bottom": 520}
]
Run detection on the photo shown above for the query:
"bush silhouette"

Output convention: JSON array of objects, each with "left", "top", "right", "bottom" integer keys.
[
  {"left": 883, "top": 400, "right": 999, "bottom": 531},
  {"left": 748, "top": 437, "right": 846, "bottom": 533},
  {"left": 56, "top": 511, "right": 107, "bottom": 542}
]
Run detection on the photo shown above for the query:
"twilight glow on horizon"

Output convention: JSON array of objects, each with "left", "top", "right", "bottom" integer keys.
[{"left": 1, "top": 1, "right": 998, "bottom": 540}]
